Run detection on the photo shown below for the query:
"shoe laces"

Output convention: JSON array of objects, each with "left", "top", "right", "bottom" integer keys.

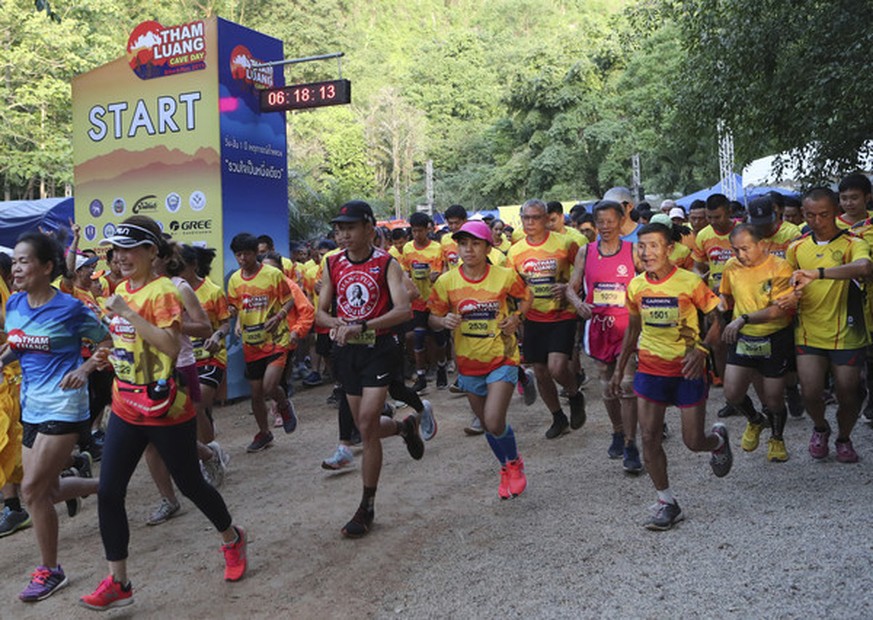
[
  {"left": 93, "top": 575, "right": 119, "bottom": 596},
  {"left": 30, "top": 567, "right": 52, "bottom": 584}
]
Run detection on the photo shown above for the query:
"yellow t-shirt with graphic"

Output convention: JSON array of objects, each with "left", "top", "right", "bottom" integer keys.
[
  {"left": 719, "top": 255, "right": 794, "bottom": 337},
  {"left": 227, "top": 264, "right": 292, "bottom": 361},
  {"left": 506, "top": 231, "right": 577, "bottom": 322},
  {"left": 786, "top": 231, "right": 871, "bottom": 350},
  {"left": 109, "top": 276, "right": 194, "bottom": 426},
  {"left": 429, "top": 265, "right": 530, "bottom": 375},
  {"left": 626, "top": 267, "right": 720, "bottom": 377},
  {"left": 440, "top": 235, "right": 460, "bottom": 270},
  {"left": 692, "top": 224, "right": 735, "bottom": 292},
  {"left": 192, "top": 277, "right": 230, "bottom": 368},
  {"left": 402, "top": 240, "right": 444, "bottom": 312},
  {"left": 763, "top": 221, "right": 801, "bottom": 259}
]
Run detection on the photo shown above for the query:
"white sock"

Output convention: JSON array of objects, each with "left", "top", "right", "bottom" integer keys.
[{"left": 657, "top": 488, "right": 675, "bottom": 505}]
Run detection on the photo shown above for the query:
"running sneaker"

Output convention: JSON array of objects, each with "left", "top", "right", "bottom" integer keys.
[
  {"left": 19, "top": 565, "right": 68, "bottom": 602},
  {"left": 710, "top": 423, "right": 733, "bottom": 477},
  {"left": 767, "top": 438, "right": 789, "bottom": 462},
  {"left": 545, "top": 414, "right": 570, "bottom": 439},
  {"left": 146, "top": 498, "right": 180, "bottom": 526},
  {"left": 741, "top": 421, "right": 765, "bottom": 452},
  {"left": 349, "top": 427, "right": 362, "bottom": 446},
  {"left": 608, "top": 432, "right": 625, "bottom": 459},
  {"left": 221, "top": 526, "right": 247, "bottom": 582},
  {"left": 808, "top": 426, "right": 831, "bottom": 460},
  {"left": 246, "top": 431, "right": 274, "bottom": 453},
  {"left": 66, "top": 497, "right": 82, "bottom": 518},
  {"left": 0, "top": 506, "right": 31, "bottom": 537},
  {"left": 568, "top": 392, "right": 586, "bottom": 429},
  {"left": 302, "top": 371, "right": 323, "bottom": 387},
  {"left": 341, "top": 506, "right": 374, "bottom": 538},
  {"left": 411, "top": 374, "right": 427, "bottom": 393},
  {"left": 645, "top": 500, "right": 684, "bottom": 531},
  {"left": 786, "top": 386, "right": 804, "bottom": 418},
  {"left": 447, "top": 359, "right": 456, "bottom": 374},
  {"left": 277, "top": 399, "right": 298, "bottom": 434},
  {"left": 498, "top": 466, "right": 511, "bottom": 500},
  {"left": 623, "top": 443, "right": 643, "bottom": 474},
  {"left": 449, "top": 378, "right": 464, "bottom": 394},
  {"left": 400, "top": 415, "right": 425, "bottom": 460},
  {"left": 577, "top": 368, "right": 589, "bottom": 388},
  {"left": 464, "top": 417, "right": 484, "bottom": 436},
  {"left": 506, "top": 457, "right": 526, "bottom": 497},
  {"left": 521, "top": 368, "right": 537, "bottom": 406},
  {"left": 322, "top": 444, "right": 354, "bottom": 470},
  {"left": 79, "top": 575, "right": 133, "bottom": 610},
  {"left": 74, "top": 451, "right": 93, "bottom": 480},
  {"left": 835, "top": 438, "right": 859, "bottom": 463},
  {"left": 326, "top": 387, "right": 342, "bottom": 407},
  {"left": 202, "top": 445, "right": 227, "bottom": 488},
  {"left": 419, "top": 400, "right": 437, "bottom": 441},
  {"left": 436, "top": 365, "right": 448, "bottom": 390},
  {"left": 717, "top": 403, "right": 736, "bottom": 418}
]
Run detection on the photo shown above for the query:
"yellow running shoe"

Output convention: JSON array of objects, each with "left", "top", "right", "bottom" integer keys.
[
  {"left": 741, "top": 421, "right": 765, "bottom": 452},
  {"left": 767, "top": 437, "right": 789, "bottom": 462}
]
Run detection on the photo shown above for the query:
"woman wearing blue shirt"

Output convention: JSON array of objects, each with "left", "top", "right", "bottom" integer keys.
[{"left": 3, "top": 232, "right": 110, "bottom": 603}]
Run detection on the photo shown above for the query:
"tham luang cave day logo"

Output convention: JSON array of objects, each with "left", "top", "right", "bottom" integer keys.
[
  {"left": 229, "top": 45, "right": 273, "bottom": 89},
  {"left": 127, "top": 20, "right": 207, "bottom": 80}
]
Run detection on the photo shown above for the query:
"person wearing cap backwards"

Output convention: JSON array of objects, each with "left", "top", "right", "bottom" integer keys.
[
  {"left": 316, "top": 200, "right": 423, "bottom": 538},
  {"left": 428, "top": 221, "right": 532, "bottom": 498},
  {"left": 507, "top": 199, "right": 585, "bottom": 439},
  {"left": 80, "top": 216, "right": 246, "bottom": 610},
  {"left": 777, "top": 188, "right": 872, "bottom": 463}
]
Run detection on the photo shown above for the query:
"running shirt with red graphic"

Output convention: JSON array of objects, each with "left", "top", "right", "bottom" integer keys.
[
  {"left": 506, "top": 231, "right": 577, "bottom": 322},
  {"left": 227, "top": 264, "right": 292, "bottom": 362},
  {"left": 192, "top": 277, "right": 230, "bottom": 368},
  {"left": 429, "top": 265, "right": 530, "bottom": 375},
  {"left": 692, "top": 224, "right": 735, "bottom": 292},
  {"left": 402, "top": 240, "right": 444, "bottom": 312},
  {"left": 327, "top": 247, "right": 395, "bottom": 344}
]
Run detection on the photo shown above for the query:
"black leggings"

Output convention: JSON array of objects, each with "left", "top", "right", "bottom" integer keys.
[{"left": 98, "top": 413, "right": 232, "bottom": 561}]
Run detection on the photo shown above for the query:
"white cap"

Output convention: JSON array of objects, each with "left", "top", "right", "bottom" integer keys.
[{"left": 669, "top": 207, "right": 686, "bottom": 220}]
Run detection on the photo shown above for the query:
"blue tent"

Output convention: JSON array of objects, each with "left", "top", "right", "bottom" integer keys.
[
  {"left": 675, "top": 174, "right": 743, "bottom": 208},
  {"left": 0, "top": 197, "right": 74, "bottom": 248}
]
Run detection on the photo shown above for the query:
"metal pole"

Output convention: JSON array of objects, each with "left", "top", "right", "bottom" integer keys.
[
  {"left": 426, "top": 160, "right": 434, "bottom": 216},
  {"left": 250, "top": 52, "right": 344, "bottom": 70}
]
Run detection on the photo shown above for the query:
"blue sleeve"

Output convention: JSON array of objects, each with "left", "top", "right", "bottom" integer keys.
[{"left": 73, "top": 299, "right": 109, "bottom": 343}]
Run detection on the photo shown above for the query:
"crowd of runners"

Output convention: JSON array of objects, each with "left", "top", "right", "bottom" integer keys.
[{"left": 1, "top": 172, "right": 872, "bottom": 610}]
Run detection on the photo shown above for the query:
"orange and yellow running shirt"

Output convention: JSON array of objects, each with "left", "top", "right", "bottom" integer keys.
[
  {"left": 719, "top": 255, "right": 794, "bottom": 337},
  {"left": 227, "top": 264, "right": 292, "bottom": 361},
  {"left": 402, "top": 240, "right": 444, "bottom": 312},
  {"left": 626, "top": 267, "right": 720, "bottom": 377},
  {"left": 440, "top": 235, "right": 460, "bottom": 270},
  {"left": 495, "top": 237, "right": 512, "bottom": 255},
  {"left": 192, "top": 277, "right": 230, "bottom": 368},
  {"left": 692, "top": 225, "right": 735, "bottom": 292},
  {"left": 388, "top": 244, "right": 403, "bottom": 263},
  {"left": 762, "top": 220, "right": 801, "bottom": 258},
  {"left": 506, "top": 231, "right": 577, "bottom": 322},
  {"left": 555, "top": 224, "right": 589, "bottom": 252},
  {"left": 669, "top": 243, "right": 694, "bottom": 270},
  {"left": 429, "top": 265, "right": 530, "bottom": 375},
  {"left": 786, "top": 231, "right": 871, "bottom": 350},
  {"left": 108, "top": 276, "right": 194, "bottom": 426}
]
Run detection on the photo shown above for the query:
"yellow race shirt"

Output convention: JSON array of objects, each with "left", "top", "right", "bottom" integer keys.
[
  {"left": 626, "top": 267, "right": 720, "bottom": 377},
  {"left": 440, "top": 235, "right": 460, "bottom": 270},
  {"left": 281, "top": 256, "right": 297, "bottom": 283},
  {"left": 692, "top": 225, "right": 735, "bottom": 292},
  {"left": 429, "top": 265, "right": 530, "bottom": 375},
  {"left": 227, "top": 264, "right": 292, "bottom": 361},
  {"left": 108, "top": 276, "right": 194, "bottom": 426},
  {"left": 719, "top": 255, "right": 793, "bottom": 337},
  {"left": 763, "top": 220, "right": 801, "bottom": 259},
  {"left": 192, "top": 277, "right": 230, "bottom": 368},
  {"left": 495, "top": 237, "right": 512, "bottom": 255},
  {"left": 555, "top": 225, "right": 589, "bottom": 252},
  {"left": 507, "top": 231, "right": 577, "bottom": 322},
  {"left": 388, "top": 245, "right": 403, "bottom": 262},
  {"left": 786, "top": 231, "right": 871, "bottom": 350},
  {"left": 488, "top": 247, "right": 508, "bottom": 267},
  {"left": 402, "top": 240, "right": 444, "bottom": 312},
  {"left": 669, "top": 243, "right": 694, "bottom": 270}
]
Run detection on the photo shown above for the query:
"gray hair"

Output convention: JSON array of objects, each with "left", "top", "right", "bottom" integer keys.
[
  {"left": 603, "top": 187, "right": 634, "bottom": 205},
  {"left": 520, "top": 198, "right": 547, "bottom": 215}
]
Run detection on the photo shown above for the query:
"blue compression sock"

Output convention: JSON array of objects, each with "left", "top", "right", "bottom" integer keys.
[
  {"left": 496, "top": 425, "right": 518, "bottom": 462},
  {"left": 485, "top": 431, "right": 507, "bottom": 464}
]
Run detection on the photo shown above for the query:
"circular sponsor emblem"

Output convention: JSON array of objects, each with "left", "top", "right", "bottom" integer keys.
[
  {"left": 166, "top": 192, "right": 181, "bottom": 213},
  {"left": 112, "top": 198, "right": 126, "bottom": 216},
  {"left": 189, "top": 190, "right": 206, "bottom": 211},
  {"left": 337, "top": 272, "right": 379, "bottom": 319},
  {"left": 84, "top": 225, "right": 97, "bottom": 241},
  {"left": 102, "top": 223, "right": 117, "bottom": 238},
  {"left": 89, "top": 199, "right": 103, "bottom": 217},
  {"left": 616, "top": 264, "right": 628, "bottom": 277}
]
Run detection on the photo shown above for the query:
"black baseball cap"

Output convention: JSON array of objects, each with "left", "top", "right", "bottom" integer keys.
[
  {"left": 747, "top": 197, "right": 775, "bottom": 226},
  {"left": 331, "top": 200, "right": 376, "bottom": 225}
]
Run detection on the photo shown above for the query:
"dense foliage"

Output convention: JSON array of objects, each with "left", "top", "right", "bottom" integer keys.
[{"left": 8, "top": 0, "right": 871, "bottom": 235}]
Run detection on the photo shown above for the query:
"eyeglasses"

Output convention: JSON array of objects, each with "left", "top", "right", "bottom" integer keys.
[{"left": 520, "top": 214, "right": 545, "bottom": 221}]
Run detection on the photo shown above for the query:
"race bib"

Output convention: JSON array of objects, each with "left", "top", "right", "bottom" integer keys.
[
  {"left": 529, "top": 275, "right": 556, "bottom": 299},
  {"left": 461, "top": 319, "right": 494, "bottom": 339},
  {"left": 242, "top": 323, "right": 266, "bottom": 345},
  {"left": 736, "top": 334, "right": 771, "bottom": 358},
  {"left": 641, "top": 297, "right": 679, "bottom": 328},
  {"left": 411, "top": 261, "right": 430, "bottom": 280},
  {"left": 347, "top": 329, "right": 376, "bottom": 346},
  {"left": 592, "top": 282, "right": 626, "bottom": 307}
]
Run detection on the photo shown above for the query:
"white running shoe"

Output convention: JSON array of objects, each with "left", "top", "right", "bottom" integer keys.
[{"left": 321, "top": 445, "right": 354, "bottom": 470}]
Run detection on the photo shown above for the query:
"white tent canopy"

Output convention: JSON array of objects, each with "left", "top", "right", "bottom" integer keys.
[{"left": 742, "top": 141, "right": 873, "bottom": 188}]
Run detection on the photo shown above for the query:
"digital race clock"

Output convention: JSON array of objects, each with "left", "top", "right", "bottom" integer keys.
[{"left": 259, "top": 78, "right": 351, "bottom": 112}]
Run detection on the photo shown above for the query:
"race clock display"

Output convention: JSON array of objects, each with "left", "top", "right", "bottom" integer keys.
[{"left": 260, "top": 78, "right": 351, "bottom": 112}]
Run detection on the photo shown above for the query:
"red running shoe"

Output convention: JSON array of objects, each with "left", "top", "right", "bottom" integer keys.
[
  {"left": 79, "top": 575, "right": 133, "bottom": 610},
  {"left": 506, "top": 457, "right": 527, "bottom": 497},
  {"left": 222, "top": 526, "right": 247, "bottom": 582}
]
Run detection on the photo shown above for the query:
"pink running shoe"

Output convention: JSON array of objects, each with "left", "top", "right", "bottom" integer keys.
[
  {"left": 808, "top": 427, "right": 831, "bottom": 460},
  {"left": 498, "top": 466, "right": 511, "bottom": 500},
  {"left": 835, "top": 439, "right": 859, "bottom": 463},
  {"left": 506, "top": 457, "right": 527, "bottom": 497}
]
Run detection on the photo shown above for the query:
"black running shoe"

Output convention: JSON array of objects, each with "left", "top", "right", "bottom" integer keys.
[
  {"left": 401, "top": 415, "right": 425, "bottom": 460},
  {"left": 436, "top": 366, "right": 448, "bottom": 390},
  {"left": 545, "top": 414, "right": 570, "bottom": 439},
  {"left": 341, "top": 506, "right": 374, "bottom": 539},
  {"left": 568, "top": 392, "right": 586, "bottom": 429},
  {"left": 411, "top": 374, "right": 427, "bottom": 393},
  {"left": 645, "top": 500, "right": 683, "bottom": 531}
]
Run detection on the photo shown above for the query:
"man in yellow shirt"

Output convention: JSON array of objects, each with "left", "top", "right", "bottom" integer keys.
[
  {"left": 440, "top": 205, "right": 467, "bottom": 270},
  {"left": 780, "top": 188, "right": 872, "bottom": 463},
  {"left": 836, "top": 173, "right": 871, "bottom": 230}
]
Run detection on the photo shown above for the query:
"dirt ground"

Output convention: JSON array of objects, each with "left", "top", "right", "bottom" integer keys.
[{"left": 3, "top": 359, "right": 873, "bottom": 618}]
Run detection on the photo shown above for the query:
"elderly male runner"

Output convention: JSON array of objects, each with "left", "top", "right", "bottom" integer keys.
[{"left": 316, "top": 200, "right": 424, "bottom": 538}]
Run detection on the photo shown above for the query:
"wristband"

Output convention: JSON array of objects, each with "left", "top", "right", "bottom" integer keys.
[
  {"left": 741, "top": 313, "right": 750, "bottom": 325},
  {"left": 818, "top": 267, "right": 825, "bottom": 280}
]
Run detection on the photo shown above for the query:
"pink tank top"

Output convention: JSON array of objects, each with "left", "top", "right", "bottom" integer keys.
[{"left": 583, "top": 241, "right": 635, "bottom": 317}]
